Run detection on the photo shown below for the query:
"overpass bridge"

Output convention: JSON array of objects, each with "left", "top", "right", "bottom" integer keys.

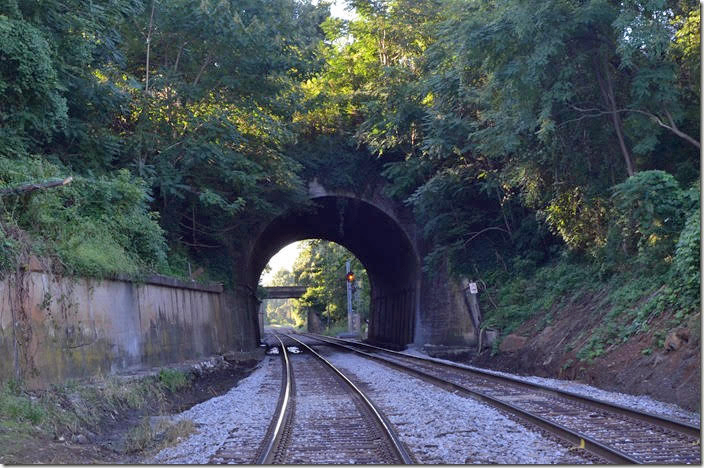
[
  {"left": 263, "top": 286, "right": 306, "bottom": 299},
  {"left": 258, "top": 286, "right": 307, "bottom": 333}
]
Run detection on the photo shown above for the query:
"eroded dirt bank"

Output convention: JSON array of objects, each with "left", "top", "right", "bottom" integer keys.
[{"left": 460, "top": 294, "right": 701, "bottom": 412}]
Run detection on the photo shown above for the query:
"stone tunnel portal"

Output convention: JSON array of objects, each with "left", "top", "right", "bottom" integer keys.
[{"left": 248, "top": 195, "right": 421, "bottom": 348}]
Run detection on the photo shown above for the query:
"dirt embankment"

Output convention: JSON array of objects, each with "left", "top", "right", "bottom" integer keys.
[
  {"left": 470, "top": 292, "right": 700, "bottom": 412},
  {"left": 0, "top": 357, "right": 260, "bottom": 464}
]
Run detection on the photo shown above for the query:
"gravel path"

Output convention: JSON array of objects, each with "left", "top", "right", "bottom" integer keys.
[
  {"left": 150, "top": 356, "right": 279, "bottom": 464},
  {"left": 402, "top": 347, "right": 700, "bottom": 425},
  {"left": 324, "top": 350, "right": 592, "bottom": 464}
]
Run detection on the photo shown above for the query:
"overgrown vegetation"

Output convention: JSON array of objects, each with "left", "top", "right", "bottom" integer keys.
[
  {"left": 0, "top": 0, "right": 327, "bottom": 284},
  {"left": 0, "top": 0, "right": 699, "bottom": 364},
  {"left": 0, "top": 368, "right": 192, "bottom": 450},
  {"left": 0, "top": 157, "right": 166, "bottom": 278},
  {"left": 298, "top": 0, "right": 699, "bottom": 362}
]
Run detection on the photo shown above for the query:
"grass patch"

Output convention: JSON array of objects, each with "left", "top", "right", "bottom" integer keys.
[
  {"left": 0, "top": 367, "right": 195, "bottom": 448},
  {"left": 157, "top": 369, "right": 191, "bottom": 393},
  {"left": 124, "top": 417, "right": 196, "bottom": 453},
  {"left": 0, "top": 382, "right": 45, "bottom": 426},
  {"left": 319, "top": 321, "right": 352, "bottom": 337}
]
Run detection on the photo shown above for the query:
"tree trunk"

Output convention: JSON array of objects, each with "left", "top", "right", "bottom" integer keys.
[
  {"left": 595, "top": 56, "right": 635, "bottom": 177},
  {"left": 145, "top": 1, "right": 156, "bottom": 93}
]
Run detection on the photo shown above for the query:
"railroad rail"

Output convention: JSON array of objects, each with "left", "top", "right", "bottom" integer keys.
[
  {"left": 238, "top": 333, "right": 414, "bottom": 464},
  {"left": 303, "top": 332, "right": 701, "bottom": 464}
]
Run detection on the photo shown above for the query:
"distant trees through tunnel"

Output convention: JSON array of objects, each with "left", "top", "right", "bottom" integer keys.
[{"left": 259, "top": 240, "right": 370, "bottom": 336}]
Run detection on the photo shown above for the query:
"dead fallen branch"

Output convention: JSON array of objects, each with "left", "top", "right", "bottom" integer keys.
[{"left": 0, "top": 176, "right": 73, "bottom": 197}]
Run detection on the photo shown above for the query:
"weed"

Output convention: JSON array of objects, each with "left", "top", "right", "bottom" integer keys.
[
  {"left": 163, "top": 419, "right": 196, "bottom": 446},
  {"left": 158, "top": 369, "right": 191, "bottom": 393},
  {"left": 0, "top": 382, "right": 45, "bottom": 426},
  {"left": 124, "top": 417, "right": 196, "bottom": 454},
  {"left": 124, "top": 418, "right": 155, "bottom": 453},
  {"left": 320, "top": 322, "right": 353, "bottom": 337}
]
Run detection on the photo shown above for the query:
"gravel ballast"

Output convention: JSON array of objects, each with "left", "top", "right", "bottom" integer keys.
[
  {"left": 150, "top": 356, "right": 279, "bottom": 464},
  {"left": 325, "top": 350, "right": 592, "bottom": 464},
  {"left": 148, "top": 340, "right": 698, "bottom": 464},
  {"left": 402, "top": 347, "right": 700, "bottom": 425}
]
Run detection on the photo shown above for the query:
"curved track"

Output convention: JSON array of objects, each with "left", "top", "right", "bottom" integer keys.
[
  {"left": 232, "top": 333, "right": 414, "bottom": 464},
  {"left": 305, "top": 333, "right": 700, "bottom": 464}
]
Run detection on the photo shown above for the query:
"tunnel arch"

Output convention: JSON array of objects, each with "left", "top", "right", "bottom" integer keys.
[{"left": 246, "top": 192, "right": 422, "bottom": 348}]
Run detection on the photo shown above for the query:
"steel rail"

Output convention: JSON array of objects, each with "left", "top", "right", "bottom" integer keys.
[
  {"left": 255, "top": 334, "right": 292, "bottom": 464},
  {"left": 283, "top": 333, "right": 415, "bottom": 465},
  {"left": 303, "top": 333, "right": 690, "bottom": 464},
  {"left": 309, "top": 333, "right": 700, "bottom": 437}
]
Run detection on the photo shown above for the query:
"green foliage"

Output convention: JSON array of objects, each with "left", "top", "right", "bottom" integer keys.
[
  {"left": 291, "top": 240, "right": 370, "bottom": 328},
  {"left": 481, "top": 260, "right": 597, "bottom": 334},
  {"left": 0, "top": 381, "right": 44, "bottom": 425},
  {"left": 672, "top": 202, "right": 700, "bottom": 301},
  {"left": 608, "top": 170, "right": 688, "bottom": 268},
  {"left": 0, "top": 16, "right": 67, "bottom": 155},
  {"left": 543, "top": 188, "right": 608, "bottom": 254},
  {"left": 320, "top": 321, "right": 352, "bottom": 337},
  {"left": 157, "top": 369, "right": 191, "bottom": 393},
  {"left": 0, "top": 0, "right": 698, "bottom": 333},
  {"left": 0, "top": 157, "right": 167, "bottom": 277}
]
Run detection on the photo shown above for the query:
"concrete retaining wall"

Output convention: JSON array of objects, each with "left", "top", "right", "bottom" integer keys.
[{"left": 0, "top": 269, "right": 258, "bottom": 388}]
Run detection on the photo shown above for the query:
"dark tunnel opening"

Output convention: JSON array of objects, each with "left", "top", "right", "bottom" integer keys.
[{"left": 248, "top": 196, "right": 421, "bottom": 348}]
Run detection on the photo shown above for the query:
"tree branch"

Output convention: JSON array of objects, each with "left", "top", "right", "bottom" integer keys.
[
  {"left": 562, "top": 105, "right": 701, "bottom": 149},
  {"left": 173, "top": 41, "right": 187, "bottom": 73},
  {"left": 0, "top": 177, "right": 74, "bottom": 197},
  {"left": 462, "top": 226, "right": 509, "bottom": 247},
  {"left": 193, "top": 52, "right": 213, "bottom": 86}
]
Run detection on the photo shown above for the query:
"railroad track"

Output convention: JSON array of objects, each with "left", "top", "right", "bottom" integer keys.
[
  {"left": 304, "top": 333, "right": 701, "bottom": 464},
  {"left": 216, "top": 333, "right": 414, "bottom": 464}
]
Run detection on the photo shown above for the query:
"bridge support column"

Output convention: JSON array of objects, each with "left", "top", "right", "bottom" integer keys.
[
  {"left": 307, "top": 309, "right": 322, "bottom": 333},
  {"left": 258, "top": 301, "right": 266, "bottom": 338}
]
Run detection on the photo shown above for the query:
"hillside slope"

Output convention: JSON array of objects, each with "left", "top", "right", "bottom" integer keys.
[{"left": 472, "top": 288, "right": 700, "bottom": 411}]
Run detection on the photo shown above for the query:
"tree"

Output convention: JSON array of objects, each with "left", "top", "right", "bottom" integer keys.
[{"left": 292, "top": 240, "right": 370, "bottom": 327}]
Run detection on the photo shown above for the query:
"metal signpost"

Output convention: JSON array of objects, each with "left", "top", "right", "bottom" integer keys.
[{"left": 346, "top": 260, "right": 354, "bottom": 332}]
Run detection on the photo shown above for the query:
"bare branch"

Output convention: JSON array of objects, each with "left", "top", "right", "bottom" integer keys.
[
  {"left": 193, "top": 52, "right": 213, "bottom": 86},
  {"left": 0, "top": 177, "right": 74, "bottom": 197},
  {"left": 561, "top": 105, "right": 701, "bottom": 149},
  {"left": 462, "top": 226, "right": 509, "bottom": 247}
]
